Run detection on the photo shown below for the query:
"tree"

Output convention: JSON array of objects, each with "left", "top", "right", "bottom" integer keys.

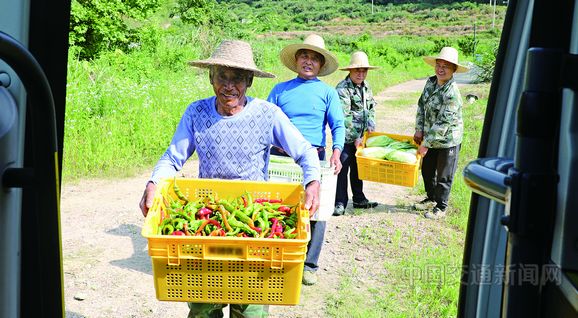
[{"left": 69, "top": 0, "right": 161, "bottom": 59}]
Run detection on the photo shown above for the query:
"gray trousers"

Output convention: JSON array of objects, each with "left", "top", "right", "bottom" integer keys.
[{"left": 421, "top": 145, "right": 460, "bottom": 210}]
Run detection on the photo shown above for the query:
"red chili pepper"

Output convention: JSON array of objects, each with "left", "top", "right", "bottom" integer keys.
[
  {"left": 172, "top": 230, "right": 185, "bottom": 236},
  {"left": 254, "top": 198, "right": 267, "bottom": 203},
  {"left": 242, "top": 196, "right": 248, "bottom": 208},
  {"left": 277, "top": 206, "right": 291, "bottom": 214},
  {"left": 268, "top": 199, "right": 283, "bottom": 203},
  {"left": 197, "top": 207, "right": 213, "bottom": 219}
]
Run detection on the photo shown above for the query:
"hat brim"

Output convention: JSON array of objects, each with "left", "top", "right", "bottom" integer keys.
[
  {"left": 339, "top": 65, "right": 380, "bottom": 71},
  {"left": 188, "top": 58, "right": 276, "bottom": 78},
  {"left": 423, "top": 56, "right": 469, "bottom": 73},
  {"left": 280, "top": 43, "right": 339, "bottom": 77}
]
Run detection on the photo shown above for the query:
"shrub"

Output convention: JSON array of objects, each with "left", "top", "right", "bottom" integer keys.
[
  {"left": 458, "top": 35, "right": 479, "bottom": 56},
  {"left": 69, "top": 0, "right": 161, "bottom": 60}
]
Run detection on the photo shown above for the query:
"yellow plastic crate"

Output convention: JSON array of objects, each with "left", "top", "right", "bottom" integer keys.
[
  {"left": 141, "top": 178, "right": 311, "bottom": 305},
  {"left": 355, "top": 132, "right": 421, "bottom": 187},
  {"left": 267, "top": 157, "right": 337, "bottom": 221}
]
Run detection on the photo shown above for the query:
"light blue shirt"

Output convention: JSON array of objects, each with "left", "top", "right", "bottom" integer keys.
[
  {"left": 150, "top": 96, "right": 320, "bottom": 185},
  {"left": 267, "top": 77, "right": 345, "bottom": 151}
]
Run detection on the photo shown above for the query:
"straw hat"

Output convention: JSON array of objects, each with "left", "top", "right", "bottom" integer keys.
[
  {"left": 279, "top": 34, "right": 339, "bottom": 77},
  {"left": 188, "top": 40, "right": 275, "bottom": 78},
  {"left": 340, "top": 51, "right": 380, "bottom": 70},
  {"left": 423, "top": 47, "right": 469, "bottom": 73}
]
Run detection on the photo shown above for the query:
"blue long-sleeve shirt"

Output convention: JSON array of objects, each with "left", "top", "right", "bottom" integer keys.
[
  {"left": 150, "top": 96, "right": 321, "bottom": 186},
  {"left": 267, "top": 77, "right": 345, "bottom": 151}
]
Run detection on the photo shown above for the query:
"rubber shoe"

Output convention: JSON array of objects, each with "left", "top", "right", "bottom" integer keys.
[
  {"left": 414, "top": 198, "right": 436, "bottom": 211},
  {"left": 302, "top": 270, "right": 317, "bottom": 286},
  {"left": 333, "top": 204, "right": 345, "bottom": 216},
  {"left": 424, "top": 207, "right": 447, "bottom": 220},
  {"left": 352, "top": 200, "right": 378, "bottom": 209}
]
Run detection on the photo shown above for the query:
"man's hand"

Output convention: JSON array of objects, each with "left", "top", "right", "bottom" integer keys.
[
  {"left": 329, "top": 149, "right": 342, "bottom": 175},
  {"left": 354, "top": 137, "right": 364, "bottom": 148},
  {"left": 139, "top": 181, "right": 156, "bottom": 217},
  {"left": 413, "top": 131, "right": 424, "bottom": 145},
  {"left": 304, "top": 180, "right": 320, "bottom": 217},
  {"left": 418, "top": 145, "right": 428, "bottom": 157}
]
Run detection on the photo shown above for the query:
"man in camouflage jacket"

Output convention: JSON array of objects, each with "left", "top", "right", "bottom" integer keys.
[
  {"left": 333, "top": 51, "right": 379, "bottom": 216},
  {"left": 414, "top": 47, "right": 469, "bottom": 219}
]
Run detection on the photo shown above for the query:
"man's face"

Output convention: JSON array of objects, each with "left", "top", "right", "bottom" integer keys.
[
  {"left": 210, "top": 66, "right": 253, "bottom": 115},
  {"left": 435, "top": 59, "right": 456, "bottom": 84},
  {"left": 295, "top": 49, "right": 324, "bottom": 80},
  {"left": 349, "top": 68, "right": 368, "bottom": 86}
]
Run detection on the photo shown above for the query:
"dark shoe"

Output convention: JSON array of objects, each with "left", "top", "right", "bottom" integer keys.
[
  {"left": 414, "top": 198, "right": 436, "bottom": 211},
  {"left": 424, "top": 207, "right": 447, "bottom": 220},
  {"left": 333, "top": 204, "right": 345, "bottom": 216},
  {"left": 352, "top": 200, "right": 378, "bottom": 209}
]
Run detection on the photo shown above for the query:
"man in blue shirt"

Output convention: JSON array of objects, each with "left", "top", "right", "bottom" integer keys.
[
  {"left": 267, "top": 34, "right": 345, "bottom": 286},
  {"left": 139, "top": 39, "right": 321, "bottom": 318}
]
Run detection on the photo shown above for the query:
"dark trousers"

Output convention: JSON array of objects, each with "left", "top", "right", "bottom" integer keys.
[
  {"left": 335, "top": 143, "right": 366, "bottom": 207},
  {"left": 421, "top": 145, "right": 460, "bottom": 210},
  {"left": 270, "top": 146, "right": 326, "bottom": 272}
]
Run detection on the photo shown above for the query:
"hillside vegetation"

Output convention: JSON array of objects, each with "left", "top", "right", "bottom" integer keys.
[{"left": 65, "top": 0, "right": 504, "bottom": 181}]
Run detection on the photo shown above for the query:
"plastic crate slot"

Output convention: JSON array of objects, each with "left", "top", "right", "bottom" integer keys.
[
  {"left": 207, "top": 290, "right": 223, "bottom": 300},
  {"left": 248, "top": 246, "right": 270, "bottom": 257},
  {"left": 186, "top": 274, "right": 203, "bottom": 287},
  {"left": 269, "top": 267, "right": 285, "bottom": 275},
  {"left": 207, "top": 260, "right": 224, "bottom": 272},
  {"left": 227, "top": 291, "right": 244, "bottom": 301},
  {"left": 207, "top": 275, "right": 223, "bottom": 288},
  {"left": 227, "top": 275, "right": 244, "bottom": 289},
  {"left": 268, "top": 276, "right": 284, "bottom": 289},
  {"left": 267, "top": 292, "right": 284, "bottom": 303},
  {"left": 248, "top": 262, "right": 265, "bottom": 272},
  {"left": 166, "top": 288, "right": 183, "bottom": 299},
  {"left": 182, "top": 243, "right": 203, "bottom": 257},
  {"left": 227, "top": 261, "right": 244, "bottom": 272},
  {"left": 185, "top": 259, "right": 203, "bottom": 271},
  {"left": 247, "top": 292, "right": 263, "bottom": 301},
  {"left": 187, "top": 289, "right": 203, "bottom": 300},
  {"left": 165, "top": 272, "right": 183, "bottom": 286},
  {"left": 247, "top": 276, "right": 265, "bottom": 289}
]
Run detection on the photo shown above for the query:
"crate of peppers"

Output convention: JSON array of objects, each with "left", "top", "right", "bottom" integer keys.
[{"left": 141, "top": 177, "right": 311, "bottom": 305}]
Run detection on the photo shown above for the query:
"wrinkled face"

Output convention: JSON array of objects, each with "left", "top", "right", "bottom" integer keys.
[
  {"left": 349, "top": 68, "right": 368, "bottom": 86},
  {"left": 210, "top": 66, "right": 253, "bottom": 116},
  {"left": 295, "top": 49, "right": 324, "bottom": 80},
  {"left": 435, "top": 59, "right": 457, "bottom": 85}
]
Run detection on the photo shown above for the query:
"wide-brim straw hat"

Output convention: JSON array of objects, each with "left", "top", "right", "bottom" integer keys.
[
  {"left": 279, "top": 34, "right": 339, "bottom": 77},
  {"left": 423, "top": 47, "right": 469, "bottom": 73},
  {"left": 340, "top": 51, "right": 380, "bottom": 70},
  {"left": 188, "top": 40, "right": 275, "bottom": 78}
]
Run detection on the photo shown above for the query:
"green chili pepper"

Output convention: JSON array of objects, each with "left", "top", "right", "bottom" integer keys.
[
  {"left": 172, "top": 177, "right": 189, "bottom": 203},
  {"left": 162, "top": 224, "right": 175, "bottom": 235},
  {"left": 234, "top": 209, "right": 255, "bottom": 228},
  {"left": 228, "top": 212, "right": 258, "bottom": 237}
]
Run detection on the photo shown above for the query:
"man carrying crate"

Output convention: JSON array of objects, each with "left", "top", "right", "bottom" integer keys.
[
  {"left": 139, "top": 39, "right": 321, "bottom": 318},
  {"left": 267, "top": 34, "right": 345, "bottom": 286},
  {"left": 333, "top": 51, "right": 380, "bottom": 216}
]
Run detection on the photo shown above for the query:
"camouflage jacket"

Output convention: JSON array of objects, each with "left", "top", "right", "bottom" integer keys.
[
  {"left": 415, "top": 75, "right": 463, "bottom": 148},
  {"left": 336, "top": 76, "right": 376, "bottom": 144}
]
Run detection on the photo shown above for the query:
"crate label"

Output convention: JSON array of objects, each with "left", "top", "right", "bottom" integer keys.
[{"left": 207, "top": 245, "right": 244, "bottom": 257}]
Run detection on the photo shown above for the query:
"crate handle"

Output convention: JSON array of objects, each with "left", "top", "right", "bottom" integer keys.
[
  {"left": 270, "top": 248, "right": 284, "bottom": 269},
  {"left": 167, "top": 243, "right": 181, "bottom": 265}
]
